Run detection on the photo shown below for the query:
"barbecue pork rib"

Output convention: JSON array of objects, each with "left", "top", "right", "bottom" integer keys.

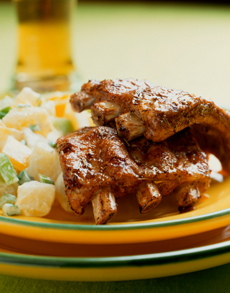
[
  {"left": 57, "top": 127, "right": 210, "bottom": 224},
  {"left": 128, "top": 128, "right": 211, "bottom": 211},
  {"left": 70, "top": 79, "right": 230, "bottom": 173},
  {"left": 57, "top": 126, "right": 146, "bottom": 224}
]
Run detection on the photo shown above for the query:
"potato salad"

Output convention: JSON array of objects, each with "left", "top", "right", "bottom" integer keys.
[{"left": 0, "top": 88, "right": 92, "bottom": 217}]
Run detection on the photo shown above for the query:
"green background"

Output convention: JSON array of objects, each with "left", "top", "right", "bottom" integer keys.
[{"left": 1, "top": 263, "right": 230, "bottom": 292}]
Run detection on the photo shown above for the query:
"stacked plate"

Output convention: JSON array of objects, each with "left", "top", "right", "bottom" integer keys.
[{"left": 0, "top": 177, "right": 230, "bottom": 281}]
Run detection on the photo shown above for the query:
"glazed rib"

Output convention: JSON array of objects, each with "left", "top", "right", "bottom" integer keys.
[
  {"left": 128, "top": 128, "right": 211, "bottom": 210},
  {"left": 57, "top": 127, "right": 210, "bottom": 223},
  {"left": 70, "top": 78, "right": 230, "bottom": 173},
  {"left": 57, "top": 126, "right": 163, "bottom": 222},
  {"left": 57, "top": 126, "right": 141, "bottom": 223}
]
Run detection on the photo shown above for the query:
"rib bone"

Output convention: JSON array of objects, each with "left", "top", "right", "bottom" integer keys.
[
  {"left": 91, "top": 187, "right": 117, "bottom": 225},
  {"left": 136, "top": 182, "right": 162, "bottom": 214},
  {"left": 91, "top": 101, "right": 121, "bottom": 126},
  {"left": 176, "top": 184, "right": 201, "bottom": 211},
  {"left": 116, "top": 112, "right": 146, "bottom": 141},
  {"left": 70, "top": 92, "right": 96, "bottom": 112}
]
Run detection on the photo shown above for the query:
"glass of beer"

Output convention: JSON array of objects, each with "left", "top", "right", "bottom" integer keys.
[{"left": 11, "top": 0, "right": 79, "bottom": 93}]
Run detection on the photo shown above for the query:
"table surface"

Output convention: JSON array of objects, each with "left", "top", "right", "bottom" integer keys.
[{"left": 1, "top": 1, "right": 230, "bottom": 291}]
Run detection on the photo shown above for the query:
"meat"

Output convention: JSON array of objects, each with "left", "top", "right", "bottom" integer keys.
[
  {"left": 70, "top": 78, "right": 230, "bottom": 173},
  {"left": 57, "top": 126, "right": 161, "bottom": 224},
  {"left": 128, "top": 128, "right": 211, "bottom": 211},
  {"left": 190, "top": 124, "right": 230, "bottom": 175},
  {"left": 57, "top": 127, "right": 210, "bottom": 224}
]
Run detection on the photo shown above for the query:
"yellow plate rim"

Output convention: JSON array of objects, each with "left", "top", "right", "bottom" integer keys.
[{"left": 1, "top": 207, "right": 230, "bottom": 231}]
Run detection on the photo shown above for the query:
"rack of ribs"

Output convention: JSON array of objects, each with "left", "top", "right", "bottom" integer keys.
[
  {"left": 57, "top": 127, "right": 210, "bottom": 224},
  {"left": 129, "top": 129, "right": 211, "bottom": 211},
  {"left": 70, "top": 79, "right": 230, "bottom": 174}
]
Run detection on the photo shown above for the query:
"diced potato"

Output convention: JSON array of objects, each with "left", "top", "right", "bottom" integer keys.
[
  {"left": 2, "top": 106, "right": 53, "bottom": 136},
  {"left": 76, "top": 111, "right": 94, "bottom": 128},
  {"left": 14, "top": 87, "right": 41, "bottom": 107},
  {"left": 55, "top": 173, "right": 73, "bottom": 213},
  {"left": 23, "top": 127, "right": 47, "bottom": 149},
  {"left": 16, "top": 181, "right": 55, "bottom": 217},
  {"left": 63, "top": 102, "right": 80, "bottom": 130},
  {"left": 2, "top": 136, "right": 32, "bottom": 171},
  {"left": 41, "top": 100, "right": 56, "bottom": 116},
  {"left": 46, "top": 129, "right": 62, "bottom": 143},
  {"left": 27, "top": 142, "right": 61, "bottom": 181},
  {"left": 0, "top": 126, "right": 23, "bottom": 151},
  {"left": 64, "top": 103, "right": 94, "bottom": 130}
]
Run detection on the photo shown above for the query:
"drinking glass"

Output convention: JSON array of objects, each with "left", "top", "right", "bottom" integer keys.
[{"left": 11, "top": 0, "right": 79, "bottom": 93}]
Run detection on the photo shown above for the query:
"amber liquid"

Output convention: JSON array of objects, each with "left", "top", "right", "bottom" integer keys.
[{"left": 12, "top": 0, "right": 78, "bottom": 92}]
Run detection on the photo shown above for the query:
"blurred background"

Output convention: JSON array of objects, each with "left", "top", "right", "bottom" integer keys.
[{"left": 0, "top": 0, "right": 230, "bottom": 104}]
